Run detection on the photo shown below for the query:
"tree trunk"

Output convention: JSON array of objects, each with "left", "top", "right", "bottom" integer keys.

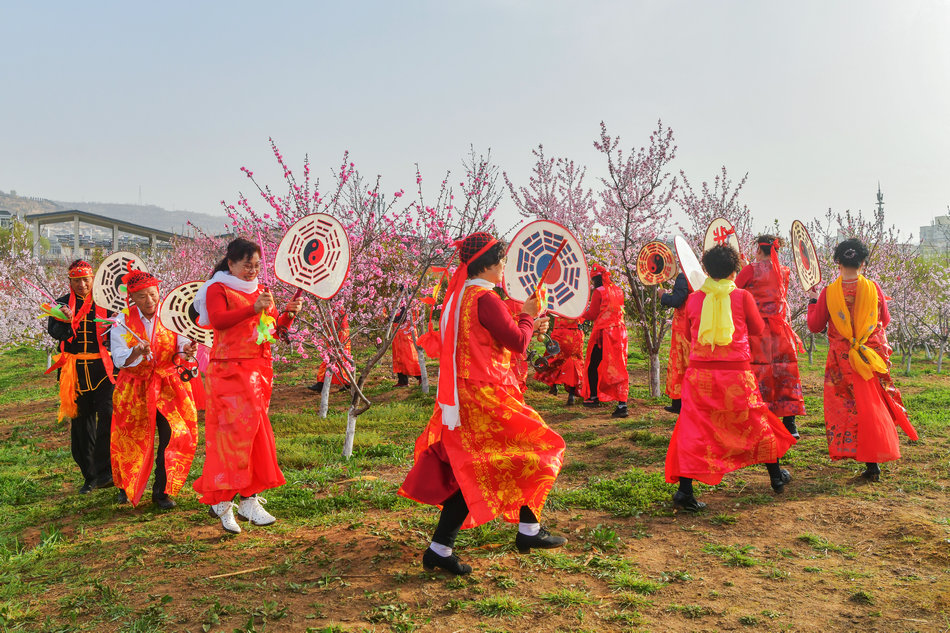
[
  {"left": 319, "top": 371, "right": 332, "bottom": 419},
  {"left": 416, "top": 345, "right": 430, "bottom": 395},
  {"left": 938, "top": 340, "right": 945, "bottom": 374},
  {"left": 903, "top": 344, "right": 912, "bottom": 375},
  {"left": 648, "top": 352, "right": 661, "bottom": 398},
  {"left": 342, "top": 404, "right": 358, "bottom": 458},
  {"left": 806, "top": 333, "right": 814, "bottom": 365}
]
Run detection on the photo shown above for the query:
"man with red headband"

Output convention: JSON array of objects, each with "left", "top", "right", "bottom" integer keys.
[
  {"left": 735, "top": 235, "right": 806, "bottom": 438},
  {"left": 110, "top": 269, "right": 198, "bottom": 509},
  {"left": 580, "top": 263, "right": 629, "bottom": 417},
  {"left": 399, "top": 232, "right": 566, "bottom": 575},
  {"left": 46, "top": 260, "right": 116, "bottom": 494}
]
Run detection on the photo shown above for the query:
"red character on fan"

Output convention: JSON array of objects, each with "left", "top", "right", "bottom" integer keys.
[
  {"left": 665, "top": 245, "right": 797, "bottom": 511},
  {"left": 806, "top": 238, "right": 917, "bottom": 481},
  {"left": 391, "top": 305, "right": 421, "bottom": 387},
  {"left": 399, "top": 233, "right": 566, "bottom": 576},
  {"left": 110, "top": 270, "right": 198, "bottom": 510},
  {"left": 501, "top": 292, "right": 529, "bottom": 394},
  {"left": 580, "top": 264, "right": 629, "bottom": 418},
  {"left": 658, "top": 272, "right": 691, "bottom": 414},
  {"left": 534, "top": 316, "right": 585, "bottom": 406},
  {"left": 192, "top": 238, "right": 301, "bottom": 534},
  {"left": 736, "top": 235, "right": 807, "bottom": 439}
]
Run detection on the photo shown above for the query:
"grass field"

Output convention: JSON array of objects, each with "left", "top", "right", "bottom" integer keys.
[{"left": 0, "top": 341, "right": 947, "bottom": 632}]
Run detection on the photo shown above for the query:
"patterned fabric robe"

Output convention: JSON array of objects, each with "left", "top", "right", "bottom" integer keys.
[{"left": 534, "top": 317, "right": 585, "bottom": 389}]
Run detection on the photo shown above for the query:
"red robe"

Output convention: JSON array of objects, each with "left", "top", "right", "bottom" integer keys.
[
  {"left": 580, "top": 284, "right": 629, "bottom": 402},
  {"left": 192, "top": 284, "right": 289, "bottom": 505},
  {"left": 533, "top": 317, "right": 585, "bottom": 389},
  {"left": 807, "top": 279, "right": 914, "bottom": 463},
  {"left": 662, "top": 274, "right": 691, "bottom": 399},
  {"left": 318, "top": 313, "right": 351, "bottom": 385},
  {"left": 111, "top": 308, "right": 198, "bottom": 506},
  {"left": 399, "top": 284, "right": 565, "bottom": 527},
  {"left": 665, "top": 287, "right": 796, "bottom": 485},
  {"left": 391, "top": 311, "right": 421, "bottom": 377},
  {"left": 736, "top": 262, "right": 806, "bottom": 417}
]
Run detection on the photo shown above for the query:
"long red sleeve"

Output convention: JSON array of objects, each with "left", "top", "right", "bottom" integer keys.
[
  {"left": 742, "top": 291, "right": 765, "bottom": 335},
  {"left": 807, "top": 288, "right": 829, "bottom": 333},
  {"left": 734, "top": 264, "right": 754, "bottom": 289},
  {"left": 580, "top": 287, "right": 603, "bottom": 322},
  {"left": 478, "top": 291, "right": 534, "bottom": 354}
]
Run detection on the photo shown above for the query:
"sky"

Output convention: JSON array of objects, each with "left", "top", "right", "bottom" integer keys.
[{"left": 2, "top": 1, "right": 948, "bottom": 240}]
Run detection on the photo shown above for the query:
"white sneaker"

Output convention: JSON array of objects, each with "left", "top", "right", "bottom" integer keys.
[
  {"left": 209, "top": 501, "right": 241, "bottom": 534},
  {"left": 237, "top": 495, "right": 276, "bottom": 526}
]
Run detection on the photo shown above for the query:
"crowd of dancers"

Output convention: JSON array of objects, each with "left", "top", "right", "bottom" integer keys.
[{"left": 47, "top": 231, "right": 916, "bottom": 575}]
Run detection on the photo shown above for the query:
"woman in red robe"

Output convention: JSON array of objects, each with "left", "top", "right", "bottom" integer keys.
[
  {"left": 399, "top": 233, "right": 567, "bottom": 575},
  {"left": 391, "top": 306, "right": 421, "bottom": 387},
  {"left": 806, "top": 238, "right": 916, "bottom": 481},
  {"left": 736, "top": 235, "right": 806, "bottom": 438},
  {"left": 580, "top": 264, "right": 629, "bottom": 417},
  {"left": 111, "top": 270, "right": 198, "bottom": 509},
  {"left": 533, "top": 316, "right": 585, "bottom": 406},
  {"left": 192, "top": 238, "right": 301, "bottom": 534},
  {"left": 665, "top": 245, "right": 797, "bottom": 511},
  {"left": 658, "top": 272, "right": 691, "bottom": 414}
]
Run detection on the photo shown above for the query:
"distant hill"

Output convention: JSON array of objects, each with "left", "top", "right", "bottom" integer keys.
[{"left": 0, "top": 190, "right": 229, "bottom": 235}]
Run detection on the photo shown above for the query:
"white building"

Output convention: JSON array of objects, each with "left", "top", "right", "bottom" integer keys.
[{"left": 920, "top": 215, "right": 950, "bottom": 258}]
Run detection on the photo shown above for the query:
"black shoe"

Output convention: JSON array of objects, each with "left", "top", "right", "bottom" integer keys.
[
  {"left": 566, "top": 392, "right": 576, "bottom": 406},
  {"left": 672, "top": 490, "right": 706, "bottom": 512},
  {"left": 548, "top": 384, "right": 558, "bottom": 396},
  {"left": 611, "top": 404, "right": 628, "bottom": 418},
  {"left": 582, "top": 397, "right": 601, "bottom": 408},
  {"left": 154, "top": 496, "right": 176, "bottom": 510},
  {"left": 860, "top": 464, "right": 881, "bottom": 482},
  {"left": 783, "top": 420, "right": 800, "bottom": 439},
  {"left": 770, "top": 469, "right": 792, "bottom": 493},
  {"left": 116, "top": 489, "right": 129, "bottom": 504},
  {"left": 307, "top": 382, "right": 324, "bottom": 392},
  {"left": 422, "top": 548, "right": 472, "bottom": 575},
  {"left": 515, "top": 527, "right": 567, "bottom": 554},
  {"left": 79, "top": 482, "right": 94, "bottom": 495},
  {"left": 95, "top": 477, "right": 114, "bottom": 490},
  {"left": 663, "top": 405, "right": 681, "bottom": 414},
  {"left": 396, "top": 373, "right": 409, "bottom": 387}
]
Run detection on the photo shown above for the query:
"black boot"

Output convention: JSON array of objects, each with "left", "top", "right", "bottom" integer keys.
[
  {"left": 566, "top": 387, "right": 576, "bottom": 406},
  {"left": 782, "top": 416, "right": 800, "bottom": 439},
  {"left": 770, "top": 469, "right": 792, "bottom": 493},
  {"left": 396, "top": 373, "right": 409, "bottom": 387},
  {"left": 115, "top": 489, "right": 129, "bottom": 504},
  {"left": 664, "top": 398, "right": 681, "bottom": 414},
  {"left": 515, "top": 527, "right": 567, "bottom": 553},
  {"left": 548, "top": 384, "right": 558, "bottom": 396},
  {"left": 611, "top": 402, "right": 628, "bottom": 418},
  {"left": 422, "top": 548, "right": 472, "bottom": 575},
  {"left": 79, "top": 481, "right": 94, "bottom": 495},
  {"left": 308, "top": 381, "right": 324, "bottom": 392},
  {"left": 582, "top": 397, "right": 601, "bottom": 408},
  {"left": 860, "top": 463, "right": 881, "bottom": 482},
  {"left": 672, "top": 478, "right": 706, "bottom": 512}
]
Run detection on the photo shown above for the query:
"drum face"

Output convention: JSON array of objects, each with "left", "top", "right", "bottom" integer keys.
[
  {"left": 704, "top": 217, "right": 740, "bottom": 253},
  {"left": 274, "top": 213, "right": 350, "bottom": 299},
  {"left": 93, "top": 252, "right": 148, "bottom": 313},
  {"left": 790, "top": 220, "right": 821, "bottom": 291},
  {"left": 674, "top": 236, "right": 707, "bottom": 292},
  {"left": 637, "top": 241, "right": 677, "bottom": 285},
  {"left": 159, "top": 281, "right": 214, "bottom": 348},
  {"left": 503, "top": 220, "right": 589, "bottom": 319}
]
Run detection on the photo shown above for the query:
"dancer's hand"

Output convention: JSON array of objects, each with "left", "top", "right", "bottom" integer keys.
[
  {"left": 255, "top": 290, "right": 274, "bottom": 313},
  {"left": 522, "top": 294, "right": 541, "bottom": 318},
  {"left": 60, "top": 305, "right": 73, "bottom": 319},
  {"left": 534, "top": 319, "right": 550, "bottom": 335},
  {"left": 285, "top": 298, "right": 302, "bottom": 314}
]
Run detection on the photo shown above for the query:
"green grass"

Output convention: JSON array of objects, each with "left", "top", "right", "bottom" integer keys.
[
  {"left": 702, "top": 543, "right": 760, "bottom": 567},
  {"left": 552, "top": 469, "right": 673, "bottom": 516}
]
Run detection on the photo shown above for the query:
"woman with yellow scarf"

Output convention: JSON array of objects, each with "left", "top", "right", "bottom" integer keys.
[
  {"left": 806, "top": 239, "right": 916, "bottom": 481},
  {"left": 664, "top": 245, "right": 797, "bottom": 511}
]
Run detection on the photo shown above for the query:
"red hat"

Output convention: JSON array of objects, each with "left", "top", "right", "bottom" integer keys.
[
  {"left": 590, "top": 263, "right": 611, "bottom": 284},
  {"left": 121, "top": 264, "right": 160, "bottom": 294},
  {"left": 68, "top": 260, "right": 93, "bottom": 278}
]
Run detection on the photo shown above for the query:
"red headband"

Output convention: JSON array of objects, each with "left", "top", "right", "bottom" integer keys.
[{"left": 68, "top": 261, "right": 93, "bottom": 278}]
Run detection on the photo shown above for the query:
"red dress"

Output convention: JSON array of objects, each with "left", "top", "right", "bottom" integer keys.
[
  {"left": 318, "top": 313, "right": 351, "bottom": 385},
  {"left": 111, "top": 308, "right": 198, "bottom": 506},
  {"left": 580, "top": 284, "right": 629, "bottom": 402},
  {"left": 736, "top": 262, "right": 806, "bottom": 417},
  {"left": 807, "top": 280, "right": 914, "bottom": 462},
  {"left": 665, "top": 288, "right": 796, "bottom": 485},
  {"left": 534, "top": 317, "right": 584, "bottom": 389},
  {"left": 192, "top": 285, "right": 288, "bottom": 505},
  {"left": 399, "top": 284, "right": 565, "bottom": 527},
  {"left": 391, "top": 311, "right": 421, "bottom": 377}
]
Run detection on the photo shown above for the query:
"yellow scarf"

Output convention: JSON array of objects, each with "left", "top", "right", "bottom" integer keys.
[
  {"left": 698, "top": 278, "right": 736, "bottom": 348},
  {"left": 826, "top": 275, "right": 888, "bottom": 380}
]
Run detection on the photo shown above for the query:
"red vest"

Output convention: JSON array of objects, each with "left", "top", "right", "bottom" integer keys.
[{"left": 456, "top": 285, "right": 518, "bottom": 388}]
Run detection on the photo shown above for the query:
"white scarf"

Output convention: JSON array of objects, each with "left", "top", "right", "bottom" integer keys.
[
  {"left": 438, "top": 278, "right": 495, "bottom": 430},
  {"left": 194, "top": 271, "right": 259, "bottom": 327}
]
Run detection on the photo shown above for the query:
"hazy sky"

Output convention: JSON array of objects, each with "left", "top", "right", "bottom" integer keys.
[{"left": 2, "top": 1, "right": 948, "bottom": 239}]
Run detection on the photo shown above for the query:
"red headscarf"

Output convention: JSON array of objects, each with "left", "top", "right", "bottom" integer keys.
[
  {"left": 437, "top": 232, "right": 499, "bottom": 428},
  {"left": 758, "top": 238, "right": 784, "bottom": 299},
  {"left": 590, "top": 263, "right": 612, "bottom": 285}
]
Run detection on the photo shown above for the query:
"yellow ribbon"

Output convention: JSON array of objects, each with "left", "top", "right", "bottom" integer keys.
[
  {"left": 697, "top": 278, "right": 736, "bottom": 348},
  {"left": 826, "top": 275, "right": 888, "bottom": 380}
]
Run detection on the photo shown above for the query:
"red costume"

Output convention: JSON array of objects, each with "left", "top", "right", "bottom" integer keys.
[
  {"left": 736, "top": 261, "right": 806, "bottom": 417},
  {"left": 192, "top": 284, "right": 292, "bottom": 505},
  {"left": 807, "top": 279, "right": 916, "bottom": 462},
  {"left": 665, "top": 287, "right": 796, "bottom": 485},
  {"left": 533, "top": 317, "right": 584, "bottom": 389},
  {"left": 400, "top": 281, "right": 565, "bottom": 527},
  {"left": 318, "top": 313, "right": 351, "bottom": 386},
  {"left": 391, "top": 309, "right": 421, "bottom": 378},
  {"left": 111, "top": 306, "right": 198, "bottom": 506},
  {"left": 580, "top": 268, "right": 629, "bottom": 403},
  {"left": 661, "top": 273, "right": 691, "bottom": 400}
]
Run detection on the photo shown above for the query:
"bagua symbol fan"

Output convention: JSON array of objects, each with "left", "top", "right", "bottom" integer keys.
[
  {"left": 503, "top": 220, "right": 589, "bottom": 319},
  {"left": 159, "top": 281, "right": 214, "bottom": 348},
  {"left": 93, "top": 251, "right": 148, "bottom": 313},
  {"left": 704, "top": 217, "right": 740, "bottom": 253},
  {"left": 790, "top": 219, "right": 821, "bottom": 292},
  {"left": 636, "top": 241, "right": 677, "bottom": 286},
  {"left": 274, "top": 213, "right": 350, "bottom": 300}
]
